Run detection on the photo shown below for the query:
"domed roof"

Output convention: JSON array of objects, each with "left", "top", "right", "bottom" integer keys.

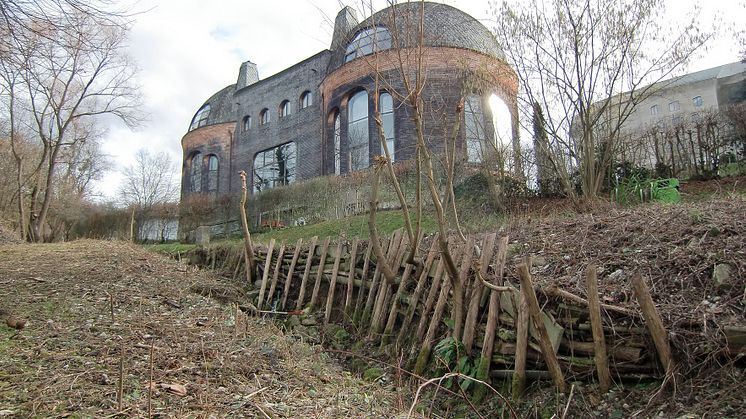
[
  {"left": 188, "top": 84, "right": 236, "bottom": 131},
  {"left": 329, "top": 2, "right": 504, "bottom": 70}
]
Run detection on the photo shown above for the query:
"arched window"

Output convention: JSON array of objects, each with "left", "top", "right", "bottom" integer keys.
[
  {"left": 379, "top": 92, "right": 395, "bottom": 161},
  {"left": 189, "top": 105, "right": 210, "bottom": 131},
  {"left": 253, "top": 142, "right": 297, "bottom": 193},
  {"left": 300, "top": 91, "right": 313, "bottom": 109},
  {"left": 332, "top": 111, "right": 341, "bottom": 175},
  {"left": 464, "top": 94, "right": 486, "bottom": 163},
  {"left": 190, "top": 153, "right": 202, "bottom": 192},
  {"left": 348, "top": 91, "right": 369, "bottom": 171},
  {"left": 260, "top": 108, "right": 270, "bottom": 125},
  {"left": 207, "top": 155, "right": 218, "bottom": 193},
  {"left": 345, "top": 27, "right": 392, "bottom": 63},
  {"left": 242, "top": 115, "right": 251, "bottom": 132},
  {"left": 280, "top": 100, "right": 291, "bottom": 118}
]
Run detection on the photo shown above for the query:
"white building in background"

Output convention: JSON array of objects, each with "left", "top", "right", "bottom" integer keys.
[{"left": 625, "top": 61, "right": 746, "bottom": 133}]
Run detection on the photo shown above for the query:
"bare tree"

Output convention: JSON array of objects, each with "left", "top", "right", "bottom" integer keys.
[
  {"left": 119, "top": 149, "right": 178, "bottom": 211},
  {"left": 494, "top": 0, "right": 710, "bottom": 199},
  {"left": 9, "top": 10, "right": 142, "bottom": 241}
]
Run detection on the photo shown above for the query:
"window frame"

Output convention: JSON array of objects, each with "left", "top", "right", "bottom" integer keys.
[
  {"left": 189, "top": 153, "right": 202, "bottom": 193},
  {"left": 300, "top": 91, "right": 313, "bottom": 109},
  {"left": 259, "top": 108, "right": 270, "bottom": 125},
  {"left": 242, "top": 115, "right": 252, "bottom": 132},
  {"left": 693, "top": 96, "right": 703, "bottom": 108},
  {"left": 650, "top": 104, "right": 659, "bottom": 116},
  {"left": 379, "top": 92, "right": 395, "bottom": 162},
  {"left": 347, "top": 90, "right": 370, "bottom": 172},
  {"left": 668, "top": 101, "right": 680, "bottom": 112},
  {"left": 279, "top": 100, "right": 291, "bottom": 118},
  {"left": 253, "top": 142, "right": 297, "bottom": 193},
  {"left": 189, "top": 105, "right": 210, "bottom": 131},
  {"left": 464, "top": 94, "right": 487, "bottom": 163},
  {"left": 344, "top": 27, "right": 392, "bottom": 63},
  {"left": 206, "top": 154, "right": 219, "bottom": 193}
]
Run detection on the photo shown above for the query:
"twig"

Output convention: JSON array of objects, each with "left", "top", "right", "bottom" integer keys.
[
  {"left": 148, "top": 339, "right": 154, "bottom": 418},
  {"left": 406, "top": 372, "right": 517, "bottom": 419},
  {"left": 561, "top": 383, "right": 575, "bottom": 419},
  {"left": 117, "top": 338, "right": 124, "bottom": 413},
  {"left": 544, "top": 282, "right": 638, "bottom": 317}
]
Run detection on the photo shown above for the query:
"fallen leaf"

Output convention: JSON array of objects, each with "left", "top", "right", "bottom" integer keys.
[{"left": 159, "top": 382, "right": 187, "bottom": 396}]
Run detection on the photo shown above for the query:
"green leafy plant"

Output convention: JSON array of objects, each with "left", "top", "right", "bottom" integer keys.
[{"left": 433, "top": 337, "right": 478, "bottom": 391}]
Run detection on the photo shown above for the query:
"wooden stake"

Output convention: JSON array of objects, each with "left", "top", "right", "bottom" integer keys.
[
  {"left": 371, "top": 231, "right": 406, "bottom": 336},
  {"left": 463, "top": 232, "right": 497, "bottom": 352},
  {"left": 451, "top": 236, "right": 475, "bottom": 339},
  {"left": 344, "top": 238, "right": 360, "bottom": 317},
  {"left": 512, "top": 283, "right": 529, "bottom": 399},
  {"left": 362, "top": 237, "right": 392, "bottom": 325},
  {"left": 517, "top": 261, "right": 566, "bottom": 393},
  {"left": 296, "top": 236, "right": 318, "bottom": 310},
  {"left": 586, "top": 265, "right": 612, "bottom": 392},
  {"left": 281, "top": 238, "right": 304, "bottom": 309},
  {"left": 324, "top": 241, "right": 344, "bottom": 324},
  {"left": 309, "top": 237, "right": 331, "bottom": 308},
  {"left": 148, "top": 339, "right": 154, "bottom": 418},
  {"left": 474, "top": 235, "right": 508, "bottom": 402},
  {"left": 416, "top": 258, "right": 447, "bottom": 339},
  {"left": 256, "top": 239, "right": 276, "bottom": 310},
  {"left": 631, "top": 274, "right": 675, "bottom": 377},
  {"left": 414, "top": 270, "right": 453, "bottom": 375},
  {"left": 397, "top": 235, "right": 439, "bottom": 346},
  {"left": 267, "top": 241, "right": 286, "bottom": 308},
  {"left": 354, "top": 244, "right": 373, "bottom": 323}
]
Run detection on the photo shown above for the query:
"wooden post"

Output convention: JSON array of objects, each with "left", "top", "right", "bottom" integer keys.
[
  {"left": 512, "top": 284, "right": 529, "bottom": 399},
  {"left": 267, "top": 241, "right": 286, "bottom": 309},
  {"left": 281, "top": 238, "right": 303, "bottom": 309},
  {"left": 586, "top": 265, "right": 612, "bottom": 392},
  {"left": 354, "top": 243, "right": 373, "bottom": 323},
  {"left": 370, "top": 230, "right": 405, "bottom": 335},
  {"left": 310, "top": 237, "right": 331, "bottom": 308},
  {"left": 463, "top": 232, "right": 497, "bottom": 352},
  {"left": 517, "top": 261, "right": 566, "bottom": 393},
  {"left": 324, "top": 240, "right": 344, "bottom": 325},
  {"left": 397, "top": 236, "right": 439, "bottom": 346},
  {"left": 416, "top": 257, "right": 448, "bottom": 339},
  {"left": 295, "top": 236, "right": 318, "bottom": 310},
  {"left": 451, "top": 236, "right": 475, "bottom": 339},
  {"left": 632, "top": 274, "right": 675, "bottom": 377},
  {"left": 474, "top": 235, "right": 508, "bottom": 402},
  {"left": 382, "top": 260, "right": 414, "bottom": 346},
  {"left": 256, "top": 239, "right": 276, "bottom": 310},
  {"left": 344, "top": 238, "right": 360, "bottom": 318},
  {"left": 414, "top": 273, "right": 452, "bottom": 375},
  {"left": 362, "top": 235, "right": 395, "bottom": 326}
]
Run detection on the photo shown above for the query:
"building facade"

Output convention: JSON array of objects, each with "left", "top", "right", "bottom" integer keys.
[{"left": 179, "top": 2, "right": 518, "bottom": 237}]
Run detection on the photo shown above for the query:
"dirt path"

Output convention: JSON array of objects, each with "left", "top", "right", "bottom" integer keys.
[{"left": 0, "top": 240, "right": 401, "bottom": 417}]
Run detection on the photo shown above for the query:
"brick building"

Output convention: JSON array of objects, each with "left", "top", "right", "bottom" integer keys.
[{"left": 180, "top": 2, "right": 518, "bottom": 236}]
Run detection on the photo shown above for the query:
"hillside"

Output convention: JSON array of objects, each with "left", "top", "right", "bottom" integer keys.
[{"left": 0, "top": 241, "right": 401, "bottom": 417}]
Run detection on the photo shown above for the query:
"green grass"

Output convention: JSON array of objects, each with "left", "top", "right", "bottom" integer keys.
[{"left": 252, "top": 210, "right": 439, "bottom": 243}]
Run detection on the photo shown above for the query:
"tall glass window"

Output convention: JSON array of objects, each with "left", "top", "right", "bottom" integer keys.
[
  {"left": 464, "top": 94, "right": 486, "bottom": 163},
  {"left": 379, "top": 92, "right": 395, "bottom": 161},
  {"left": 348, "top": 91, "right": 369, "bottom": 171},
  {"left": 242, "top": 115, "right": 251, "bottom": 132},
  {"left": 190, "top": 153, "right": 202, "bottom": 192},
  {"left": 345, "top": 27, "right": 392, "bottom": 62},
  {"left": 260, "top": 108, "right": 270, "bottom": 125},
  {"left": 206, "top": 155, "right": 218, "bottom": 193},
  {"left": 333, "top": 112, "right": 341, "bottom": 175},
  {"left": 253, "top": 142, "right": 297, "bottom": 193},
  {"left": 189, "top": 105, "right": 210, "bottom": 131}
]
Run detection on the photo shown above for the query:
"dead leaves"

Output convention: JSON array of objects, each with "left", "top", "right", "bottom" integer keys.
[{"left": 148, "top": 382, "right": 187, "bottom": 397}]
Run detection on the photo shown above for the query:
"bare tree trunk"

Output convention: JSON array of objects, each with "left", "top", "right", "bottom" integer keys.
[{"left": 238, "top": 171, "right": 255, "bottom": 285}]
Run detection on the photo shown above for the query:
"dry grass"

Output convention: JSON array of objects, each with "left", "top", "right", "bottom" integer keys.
[{"left": 0, "top": 240, "right": 401, "bottom": 417}]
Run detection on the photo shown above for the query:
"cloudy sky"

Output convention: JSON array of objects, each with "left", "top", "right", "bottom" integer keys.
[{"left": 92, "top": 0, "right": 742, "bottom": 200}]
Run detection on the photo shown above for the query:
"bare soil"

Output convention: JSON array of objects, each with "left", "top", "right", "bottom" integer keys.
[{"left": 0, "top": 240, "right": 401, "bottom": 417}]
